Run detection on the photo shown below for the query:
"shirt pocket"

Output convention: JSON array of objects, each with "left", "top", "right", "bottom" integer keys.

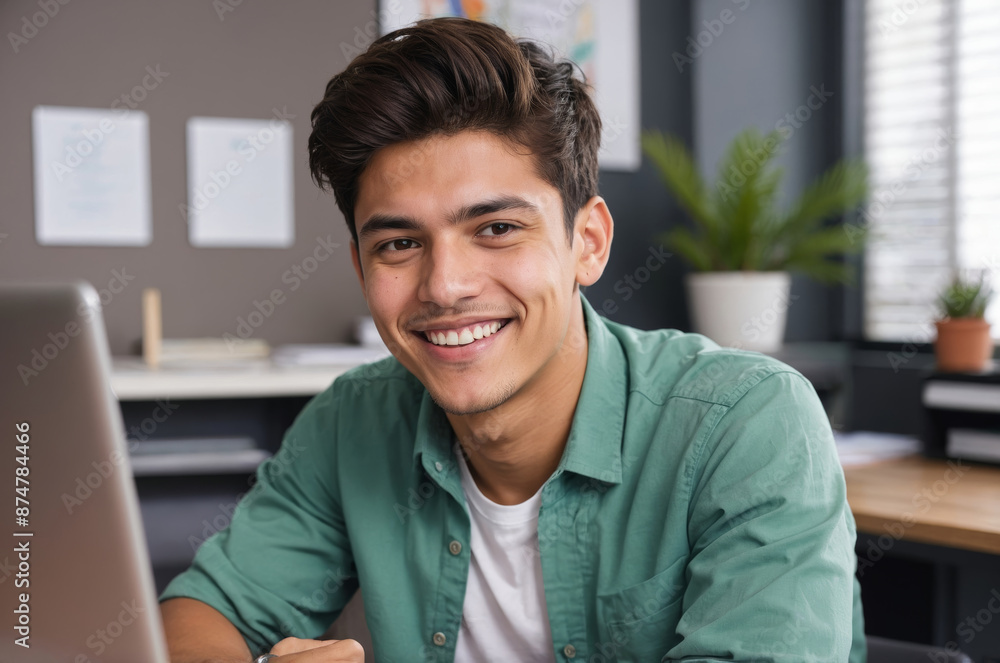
[{"left": 595, "top": 557, "right": 686, "bottom": 663}]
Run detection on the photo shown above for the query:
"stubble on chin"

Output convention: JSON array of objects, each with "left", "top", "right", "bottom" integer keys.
[{"left": 429, "top": 377, "right": 518, "bottom": 417}]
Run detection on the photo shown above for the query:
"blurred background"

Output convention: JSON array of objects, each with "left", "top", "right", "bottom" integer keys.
[{"left": 3, "top": 0, "right": 999, "bottom": 660}]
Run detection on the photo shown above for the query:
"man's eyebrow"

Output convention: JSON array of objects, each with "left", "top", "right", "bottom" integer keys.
[
  {"left": 447, "top": 195, "right": 542, "bottom": 225},
  {"left": 357, "top": 195, "right": 542, "bottom": 241},
  {"left": 357, "top": 214, "right": 421, "bottom": 241}
]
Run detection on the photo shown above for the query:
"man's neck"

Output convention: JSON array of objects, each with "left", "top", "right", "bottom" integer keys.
[{"left": 446, "top": 301, "right": 589, "bottom": 505}]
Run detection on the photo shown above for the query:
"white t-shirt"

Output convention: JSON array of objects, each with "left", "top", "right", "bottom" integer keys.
[{"left": 453, "top": 448, "right": 555, "bottom": 662}]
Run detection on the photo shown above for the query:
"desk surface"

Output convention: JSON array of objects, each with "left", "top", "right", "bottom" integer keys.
[
  {"left": 844, "top": 455, "right": 1000, "bottom": 555},
  {"left": 111, "top": 358, "right": 357, "bottom": 400}
]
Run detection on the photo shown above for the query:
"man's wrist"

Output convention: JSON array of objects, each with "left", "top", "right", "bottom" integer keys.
[{"left": 254, "top": 655, "right": 277, "bottom": 663}]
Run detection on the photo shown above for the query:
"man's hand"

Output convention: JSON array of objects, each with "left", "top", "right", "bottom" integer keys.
[
  {"left": 267, "top": 636, "right": 365, "bottom": 662},
  {"left": 160, "top": 598, "right": 365, "bottom": 663}
]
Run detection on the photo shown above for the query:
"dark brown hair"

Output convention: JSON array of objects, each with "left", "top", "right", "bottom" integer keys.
[{"left": 308, "top": 17, "right": 602, "bottom": 245}]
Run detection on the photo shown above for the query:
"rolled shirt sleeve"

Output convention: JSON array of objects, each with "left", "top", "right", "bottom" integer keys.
[{"left": 159, "top": 385, "right": 357, "bottom": 655}]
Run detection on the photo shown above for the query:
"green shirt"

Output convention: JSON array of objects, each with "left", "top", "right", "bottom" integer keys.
[{"left": 161, "top": 296, "right": 866, "bottom": 662}]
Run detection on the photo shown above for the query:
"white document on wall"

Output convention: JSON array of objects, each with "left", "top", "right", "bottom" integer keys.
[
  {"left": 185, "top": 116, "right": 294, "bottom": 248},
  {"left": 31, "top": 105, "right": 152, "bottom": 246},
  {"left": 380, "top": 0, "right": 640, "bottom": 171}
]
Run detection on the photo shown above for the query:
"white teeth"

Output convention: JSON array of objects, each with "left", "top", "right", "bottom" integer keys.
[{"left": 425, "top": 321, "right": 505, "bottom": 346}]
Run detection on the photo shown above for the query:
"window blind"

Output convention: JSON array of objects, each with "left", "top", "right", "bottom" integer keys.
[{"left": 863, "top": 0, "right": 1000, "bottom": 341}]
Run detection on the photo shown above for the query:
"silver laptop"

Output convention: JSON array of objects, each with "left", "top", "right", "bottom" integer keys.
[{"left": 0, "top": 281, "right": 169, "bottom": 662}]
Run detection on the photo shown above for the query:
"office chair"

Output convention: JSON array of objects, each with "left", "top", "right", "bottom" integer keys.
[{"left": 867, "top": 635, "right": 973, "bottom": 663}]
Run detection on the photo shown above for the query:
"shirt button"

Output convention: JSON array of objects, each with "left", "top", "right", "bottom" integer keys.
[
  {"left": 432, "top": 631, "right": 447, "bottom": 646},
  {"left": 563, "top": 644, "right": 576, "bottom": 658},
  {"left": 434, "top": 461, "right": 443, "bottom": 472},
  {"left": 448, "top": 540, "right": 462, "bottom": 555}
]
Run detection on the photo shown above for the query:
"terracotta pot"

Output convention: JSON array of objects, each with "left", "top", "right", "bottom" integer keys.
[{"left": 934, "top": 318, "right": 993, "bottom": 372}]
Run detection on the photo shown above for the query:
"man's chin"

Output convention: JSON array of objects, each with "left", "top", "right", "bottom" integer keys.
[{"left": 428, "top": 380, "right": 517, "bottom": 417}]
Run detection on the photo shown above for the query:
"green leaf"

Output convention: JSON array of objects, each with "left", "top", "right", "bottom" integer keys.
[
  {"left": 641, "top": 130, "right": 721, "bottom": 255},
  {"left": 937, "top": 274, "right": 995, "bottom": 318},
  {"left": 778, "top": 226, "right": 866, "bottom": 284},
  {"left": 711, "top": 128, "right": 785, "bottom": 270},
  {"left": 784, "top": 226, "right": 866, "bottom": 262},
  {"left": 643, "top": 126, "right": 872, "bottom": 284},
  {"left": 784, "top": 256, "right": 855, "bottom": 284},
  {"left": 782, "top": 160, "right": 869, "bottom": 236}
]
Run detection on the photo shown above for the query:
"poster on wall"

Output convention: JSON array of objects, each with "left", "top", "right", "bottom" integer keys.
[
  {"left": 184, "top": 116, "right": 295, "bottom": 248},
  {"left": 379, "top": 0, "right": 640, "bottom": 171},
  {"left": 31, "top": 105, "right": 152, "bottom": 246}
]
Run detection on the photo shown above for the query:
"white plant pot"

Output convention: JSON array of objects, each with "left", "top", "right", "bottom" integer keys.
[{"left": 685, "top": 271, "right": 792, "bottom": 352}]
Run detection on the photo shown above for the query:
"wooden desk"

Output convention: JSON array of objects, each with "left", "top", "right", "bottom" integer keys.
[{"left": 844, "top": 455, "right": 1000, "bottom": 555}]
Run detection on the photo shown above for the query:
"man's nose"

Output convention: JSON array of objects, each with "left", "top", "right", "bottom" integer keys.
[{"left": 417, "top": 240, "right": 483, "bottom": 308}]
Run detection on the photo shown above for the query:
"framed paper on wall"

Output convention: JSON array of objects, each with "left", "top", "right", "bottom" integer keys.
[{"left": 378, "top": 0, "right": 640, "bottom": 171}]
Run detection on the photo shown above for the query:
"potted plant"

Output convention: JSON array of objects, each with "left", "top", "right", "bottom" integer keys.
[
  {"left": 934, "top": 274, "right": 995, "bottom": 372},
  {"left": 641, "top": 127, "right": 868, "bottom": 351}
]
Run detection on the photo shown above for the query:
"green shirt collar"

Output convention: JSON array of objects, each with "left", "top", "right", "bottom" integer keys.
[{"left": 412, "top": 294, "right": 626, "bottom": 487}]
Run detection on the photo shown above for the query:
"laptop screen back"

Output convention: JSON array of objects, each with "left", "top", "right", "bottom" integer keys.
[{"left": 0, "top": 281, "right": 169, "bottom": 662}]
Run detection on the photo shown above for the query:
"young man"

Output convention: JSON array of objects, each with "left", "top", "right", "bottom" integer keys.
[{"left": 160, "top": 17, "right": 865, "bottom": 663}]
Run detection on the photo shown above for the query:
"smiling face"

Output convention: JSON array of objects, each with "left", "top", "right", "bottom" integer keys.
[{"left": 351, "top": 130, "right": 610, "bottom": 416}]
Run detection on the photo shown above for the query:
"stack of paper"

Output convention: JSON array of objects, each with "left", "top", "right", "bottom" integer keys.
[
  {"left": 156, "top": 338, "right": 271, "bottom": 364},
  {"left": 271, "top": 344, "right": 390, "bottom": 367},
  {"left": 833, "top": 431, "right": 922, "bottom": 467}
]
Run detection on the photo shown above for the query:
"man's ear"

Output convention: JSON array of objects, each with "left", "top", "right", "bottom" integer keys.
[
  {"left": 574, "top": 196, "right": 614, "bottom": 287},
  {"left": 350, "top": 240, "right": 366, "bottom": 293}
]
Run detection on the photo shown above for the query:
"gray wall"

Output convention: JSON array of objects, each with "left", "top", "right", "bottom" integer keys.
[
  {"left": 583, "top": 0, "right": 694, "bottom": 332},
  {"left": 690, "top": 0, "right": 845, "bottom": 341},
  {"left": 1, "top": 0, "right": 845, "bottom": 353},
  {"left": 692, "top": 0, "right": 843, "bottom": 207},
  {"left": 0, "top": 0, "right": 375, "bottom": 355}
]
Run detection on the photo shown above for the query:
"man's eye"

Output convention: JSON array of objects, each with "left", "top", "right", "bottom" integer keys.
[
  {"left": 480, "top": 223, "right": 514, "bottom": 237},
  {"left": 380, "top": 239, "right": 418, "bottom": 252}
]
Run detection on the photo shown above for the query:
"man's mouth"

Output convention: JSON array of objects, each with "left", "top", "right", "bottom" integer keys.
[{"left": 422, "top": 319, "right": 509, "bottom": 347}]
